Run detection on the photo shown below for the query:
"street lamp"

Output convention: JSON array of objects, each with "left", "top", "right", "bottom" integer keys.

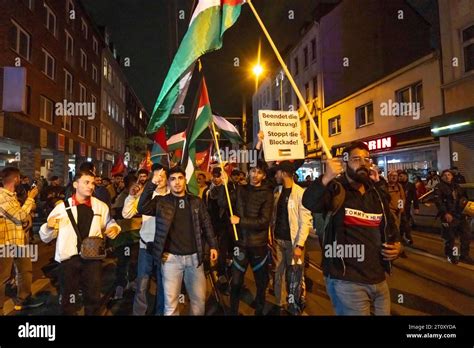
[{"left": 252, "top": 64, "right": 263, "bottom": 77}]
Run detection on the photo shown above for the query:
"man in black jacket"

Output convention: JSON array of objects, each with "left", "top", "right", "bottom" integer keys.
[
  {"left": 398, "top": 171, "right": 419, "bottom": 245},
  {"left": 137, "top": 166, "right": 218, "bottom": 315},
  {"left": 302, "top": 141, "right": 401, "bottom": 315},
  {"left": 434, "top": 169, "right": 472, "bottom": 264},
  {"left": 229, "top": 161, "right": 274, "bottom": 315}
]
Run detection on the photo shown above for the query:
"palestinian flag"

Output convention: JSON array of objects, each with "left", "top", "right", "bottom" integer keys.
[
  {"left": 221, "top": 0, "right": 244, "bottom": 36},
  {"left": 196, "top": 143, "right": 213, "bottom": 171},
  {"left": 213, "top": 114, "right": 243, "bottom": 144},
  {"left": 151, "top": 128, "right": 168, "bottom": 164},
  {"left": 183, "top": 78, "right": 213, "bottom": 196},
  {"left": 166, "top": 131, "right": 186, "bottom": 152},
  {"left": 147, "top": 0, "right": 244, "bottom": 134}
]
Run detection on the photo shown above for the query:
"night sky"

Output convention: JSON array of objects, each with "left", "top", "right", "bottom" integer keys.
[{"left": 82, "top": 0, "right": 323, "bottom": 120}]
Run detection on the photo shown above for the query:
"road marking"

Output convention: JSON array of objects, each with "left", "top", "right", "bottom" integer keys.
[{"left": 405, "top": 246, "right": 474, "bottom": 271}]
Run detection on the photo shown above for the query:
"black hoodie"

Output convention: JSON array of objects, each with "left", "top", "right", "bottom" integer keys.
[
  {"left": 303, "top": 176, "right": 400, "bottom": 284},
  {"left": 235, "top": 183, "right": 274, "bottom": 248}
]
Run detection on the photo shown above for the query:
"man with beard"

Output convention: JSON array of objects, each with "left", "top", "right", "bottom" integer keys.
[
  {"left": 136, "top": 169, "right": 149, "bottom": 186},
  {"left": 302, "top": 141, "right": 401, "bottom": 315}
]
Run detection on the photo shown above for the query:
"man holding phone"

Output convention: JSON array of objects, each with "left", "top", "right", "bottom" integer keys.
[{"left": 302, "top": 141, "right": 401, "bottom": 315}]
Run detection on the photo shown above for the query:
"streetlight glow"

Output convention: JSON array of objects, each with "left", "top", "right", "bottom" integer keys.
[{"left": 253, "top": 64, "right": 263, "bottom": 77}]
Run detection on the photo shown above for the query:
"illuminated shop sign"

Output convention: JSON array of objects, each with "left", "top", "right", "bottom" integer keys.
[{"left": 332, "top": 136, "right": 395, "bottom": 156}]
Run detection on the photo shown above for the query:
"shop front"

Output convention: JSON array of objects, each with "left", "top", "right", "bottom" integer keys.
[{"left": 332, "top": 127, "right": 439, "bottom": 181}]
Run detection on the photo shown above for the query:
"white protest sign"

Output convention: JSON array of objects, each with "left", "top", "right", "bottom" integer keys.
[{"left": 258, "top": 110, "right": 305, "bottom": 161}]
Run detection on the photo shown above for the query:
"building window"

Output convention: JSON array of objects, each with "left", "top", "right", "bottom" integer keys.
[
  {"left": 91, "top": 94, "right": 97, "bottom": 118},
  {"left": 294, "top": 57, "right": 299, "bottom": 75},
  {"left": 305, "top": 83, "right": 310, "bottom": 103},
  {"left": 395, "top": 82, "right": 423, "bottom": 114},
  {"left": 79, "top": 84, "right": 86, "bottom": 102},
  {"left": 414, "top": 82, "right": 423, "bottom": 108},
  {"left": 80, "top": 49, "right": 87, "bottom": 71},
  {"left": 328, "top": 116, "right": 341, "bottom": 136},
  {"left": 101, "top": 126, "right": 106, "bottom": 147},
  {"left": 10, "top": 20, "right": 31, "bottom": 60},
  {"left": 78, "top": 119, "right": 86, "bottom": 138},
  {"left": 311, "top": 38, "right": 316, "bottom": 61},
  {"left": 42, "top": 49, "right": 55, "bottom": 80},
  {"left": 40, "top": 96, "right": 53, "bottom": 124},
  {"left": 92, "top": 64, "right": 98, "bottom": 83},
  {"left": 313, "top": 76, "right": 318, "bottom": 99},
  {"left": 303, "top": 46, "right": 308, "bottom": 68},
  {"left": 81, "top": 18, "right": 88, "bottom": 39},
  {"left": 64, "top": 69, "right": 73, "bottom": 98},
  {"left": 103, "top": 57, "right": 108, "bottom": 78},
  {"left": 92, "top": 36, "right": 99, "bottom": 55},
  {"left": 462, "top": 24, "right": 474, "bottom": 73},
  {"left": 44, "top": 3, "right": 56, "bottom": 36},
  {"left": 91, "top": 125, "right": 97, "bottom": 143},
  {"left": 108, "top": 64, "right": 112, "bottom": 83},
  {"left": 62, "top": 115, "right": 72, "bottom": 132},
  {"left": 106, "top": 129, "right": 111, "bottom": 149},
  {"left": 65, "top": 30, "right": 74, "bottom": 57},
  {"left": 356, "top": 102, "right": 374, "bottom": 128}
]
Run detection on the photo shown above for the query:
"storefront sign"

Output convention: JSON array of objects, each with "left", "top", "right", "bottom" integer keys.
[
  {"left": 332, "top": 136, "right": 395, "bottom": 157},
  {"left": 364, "top": 136, "right": 393, "bottom": 151}
]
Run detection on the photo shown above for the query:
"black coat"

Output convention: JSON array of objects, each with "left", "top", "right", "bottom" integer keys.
[
  {"left": 234, "top": 183, "right": 274, "bottom": 248},
  {"left": 400, "top": 181, "right": 419, "bottom": 213},
  {"left": 434, "top": 180, "right": 467, "bottom": 219},
  {"left": 137, "top": 181, "right": 217, "bottom": 265}
]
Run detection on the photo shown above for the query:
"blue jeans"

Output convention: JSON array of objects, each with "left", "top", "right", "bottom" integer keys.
[
  {"left": 161, "top": 253, "right": 206, "bottom": 316},
  {"left": 324, "top": 276, "right": 390, "bottom": 315},
  {"left": 133, "top": 248, "right": 164, "bottom": 315}
]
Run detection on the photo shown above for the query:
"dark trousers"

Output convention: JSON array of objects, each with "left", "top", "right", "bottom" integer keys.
[
  {"left": 113, "top": 243, "right": 139, "bottom": 288},
  {"left": 216, "top": 223, "right": 233, "bottom": 277},
  {"left": 442, "top": 217, "right": 471, "bottom": 258},
  {"left": 230, "top": 245, "right": 269, "bottom": 315},
  {"left": 0, "top": 250, "right": 32, "bottom": 315},
  {"left": 59, "top": 255, "right": 101, "bottom": 315},
  {"left": 399, "top": 211, "right": 413, "bottom": 241}
]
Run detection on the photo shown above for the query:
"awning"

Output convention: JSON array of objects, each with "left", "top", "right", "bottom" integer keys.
[{"left": 430, "top": 107, "right": 474, "bottom": 137}]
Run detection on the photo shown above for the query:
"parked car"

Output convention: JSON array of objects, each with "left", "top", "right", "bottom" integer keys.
[{"left": 412, "top": 183, "right": 474, "bottom": 233}]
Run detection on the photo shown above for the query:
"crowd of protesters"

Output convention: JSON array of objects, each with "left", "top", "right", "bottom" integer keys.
[{"left": 0, "top": 137, "right": 471, "bottom": 316}]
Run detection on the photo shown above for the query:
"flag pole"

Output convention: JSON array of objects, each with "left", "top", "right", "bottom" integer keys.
[
  {"left": 211, "top": 121, "right": 239, "bottom": 241},
  {"left": 246, "top": 0, "right": 333, "bottom": 160}
]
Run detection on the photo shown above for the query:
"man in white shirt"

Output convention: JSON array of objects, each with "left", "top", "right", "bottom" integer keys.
[{"left": 40, "top": 170, "right": 120, "bottom": 315}]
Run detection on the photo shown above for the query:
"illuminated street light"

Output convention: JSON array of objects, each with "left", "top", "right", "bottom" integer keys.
[{"left": 252, "top": 64, "right": 263, "bottom": 77}]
